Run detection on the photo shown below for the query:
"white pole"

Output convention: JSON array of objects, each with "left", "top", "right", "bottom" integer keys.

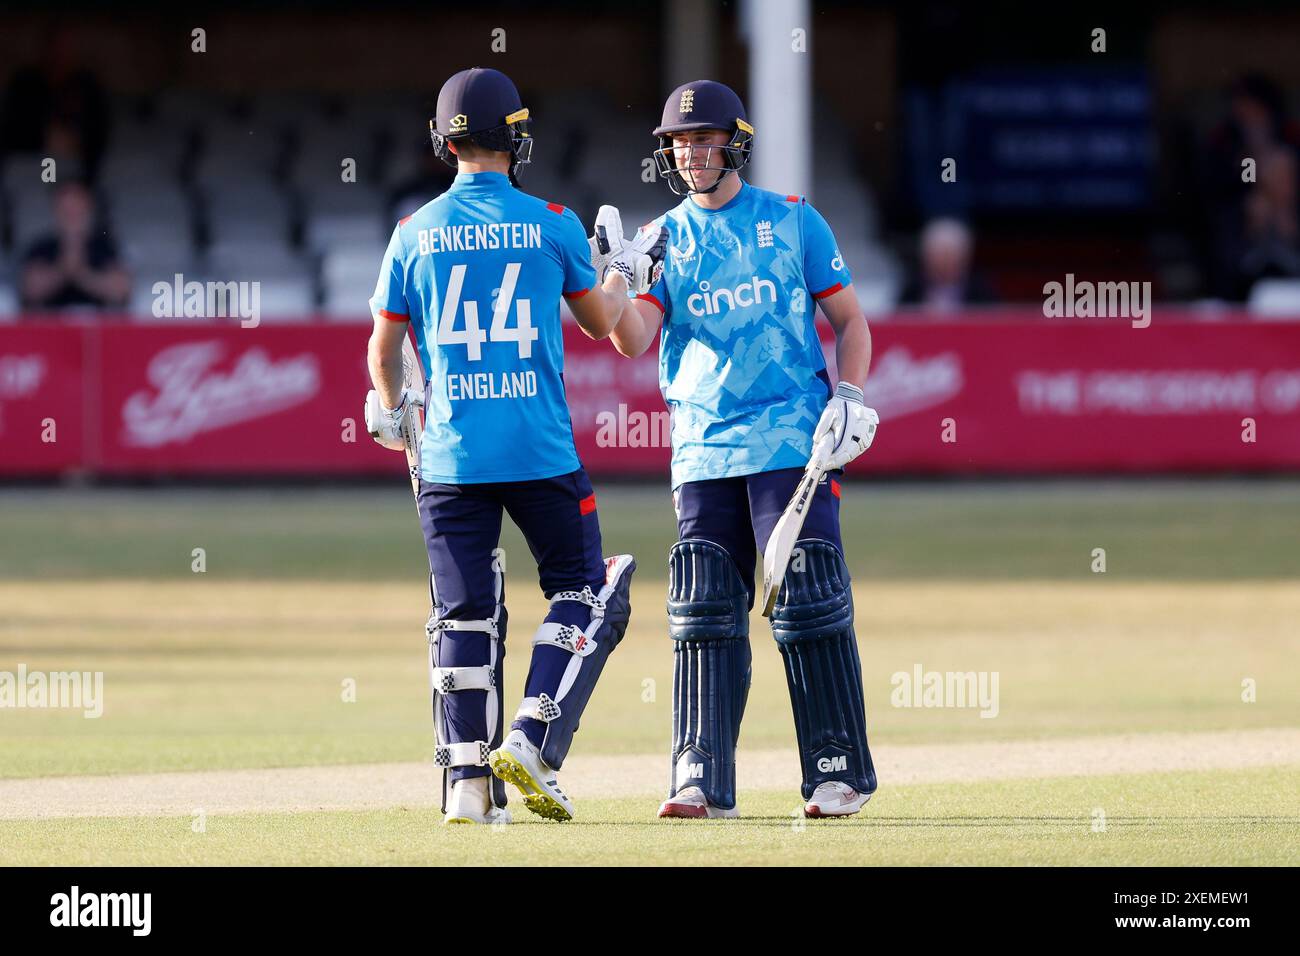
[
  {"left": 666, "top": 0, "right": 717, "bottom": 87},
  {"left": 743, "top": 0, "right": 812, "bottom": 199}
]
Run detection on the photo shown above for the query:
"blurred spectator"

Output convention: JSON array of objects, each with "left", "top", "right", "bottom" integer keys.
[
  {"left": 389, "top": 144, "right": 456, "bottom": 222},
  {"left": 1203, "top": 74, "right": 1300, "bottom": 299},
  {"left": 900, "top": 218, "right": 995, "bottom": 311},
  {"left": 1225, "top": 74, "right": 1299, "bottom": 156},
  {"left": 20, "top": 181, "right": 131, "bottom": 311},
  {"left": 0, "top": 26, "right": 109, "bottom": 180},
  {"left": 1234, "top": 146, "right": 1300, "bottom": 295}
]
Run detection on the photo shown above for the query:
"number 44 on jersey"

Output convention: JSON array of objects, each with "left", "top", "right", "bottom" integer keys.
[{"left": 438, "top": 262, "right": 538, "bottom": 361}]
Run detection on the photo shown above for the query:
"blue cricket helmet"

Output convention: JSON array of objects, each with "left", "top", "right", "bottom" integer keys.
[
  {"left": 430, "top": 67, "right": 533, "bottom": 185},
  {"left": 652, "top": 80, "right": 754, "bottom": 196}
]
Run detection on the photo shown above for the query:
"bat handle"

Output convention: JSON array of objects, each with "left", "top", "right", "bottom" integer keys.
[{"left": 809, "top": 433, "right": 835, "bottom": 473}]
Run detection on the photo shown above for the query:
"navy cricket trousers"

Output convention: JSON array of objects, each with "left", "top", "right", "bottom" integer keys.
[
  {"left": 674, "top": 467, "right": 844, "bottom": 610},
  {"left": 417, "top": 467, "right": 607, "bottom": 780}
]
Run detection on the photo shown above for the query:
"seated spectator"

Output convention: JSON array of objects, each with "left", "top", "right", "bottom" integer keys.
[
  {"left": 0, "top": 26, "right": 108, "bottom": 180},
  {"left": 900, "top": 218, "right": 995, "bottom": 311},
  {"left": 1203, "top": 73, "right": 1300, "bottom": 299},
  {"left": 21, "top": 180, "right": 131, "bottom": 311},
  {"left": 389, "top": 144, "right": 456, "bottom": 222},
  {"left": 1236, "top": 145, "right": 1300, "bottom": 296}
]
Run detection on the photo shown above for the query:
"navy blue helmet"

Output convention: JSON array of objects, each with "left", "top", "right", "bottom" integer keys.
[
  {"left": 652, "top": 80, "right": 754, "bottom": 196},
  {"left": 431, "top": 67, "right": 533, "bottom": 185}
]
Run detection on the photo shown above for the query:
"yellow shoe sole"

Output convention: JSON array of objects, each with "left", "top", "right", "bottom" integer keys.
[{"left": 489, "top": 749, "right": 572, "bottom": 822}]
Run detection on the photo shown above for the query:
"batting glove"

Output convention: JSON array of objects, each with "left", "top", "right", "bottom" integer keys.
[
  {"left": 588, "top": 205, "right": 625, "bottom": 281},
  {"left": 813, "top": 382, "right": 879, "bottom": 470},
  {"left": 364, "top": 389, "right": 421, "bottom": 452},
  {"left": 608, "top": 224, "right": 668, "bottom": 295}
]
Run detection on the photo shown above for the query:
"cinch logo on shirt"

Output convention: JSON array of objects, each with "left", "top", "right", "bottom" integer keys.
[{"left": 685, "top": 276, "right": 777, "bottom": 316}]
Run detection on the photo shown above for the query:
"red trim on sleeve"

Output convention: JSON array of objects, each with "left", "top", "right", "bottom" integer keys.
[
  {"left": 563, "top": 286, "right": 592, "bottom": 300},
  {"left": 377, "top": 309, "right": 409, "bottom": 322},
  {"left": 546, "top": 202, "right": 566, "bottom": 215},
  {"left": 785, "top": 194, "right": 801, "bottom": 203},
  {"left": 398, "top": 214, "right": 413, "bottom": 227},
  {"left": 830, "top": 478, "right": 842, "bottom": 499},
  {"left": 579, "top": 493, "right": 597, "bottom": 515},
  {"left": 812, "top": 282, "right": 844, "bottom": 300},
  {"left": 636, "top": 292, "right": 665, "bottom": 313}
]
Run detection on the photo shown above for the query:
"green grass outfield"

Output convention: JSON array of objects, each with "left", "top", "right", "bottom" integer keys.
[
  {"left": 4, "top": 479, "right": 1299, "bottom": 583},
  {"left": 2, "top": 767, "right": 1295, "bottom": 866},
  {"left": 1, "top": 481, "right": 1298, "bottom": 864}
]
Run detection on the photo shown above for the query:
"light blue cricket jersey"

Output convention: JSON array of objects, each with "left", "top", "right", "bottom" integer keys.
[
  {"left": 370, "top": 171, "right": 596, "bottom": 484},
  {"left": 640, "top": 180, "right": 852, "bottom": 488}
]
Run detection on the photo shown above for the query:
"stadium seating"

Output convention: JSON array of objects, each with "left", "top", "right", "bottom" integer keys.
[{"left": 2, "top": 88, "right": 893, "bottom": 320}]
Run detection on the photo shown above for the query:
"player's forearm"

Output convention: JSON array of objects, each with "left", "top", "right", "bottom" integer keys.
[
  {"left": 834, "top": 313, "right": 872, "bottom": 389},
  {"left": 608, "top": 314, "right": 650, "bottom": 357},
  {"left": 367, "top": 327, "right": 405, "bottom": 408},
  {"left": 608, "top": 298, "right": 662, "bottom": 357},
  {"left": 572, "top": 272, "right": 631, "bottom": 340}
]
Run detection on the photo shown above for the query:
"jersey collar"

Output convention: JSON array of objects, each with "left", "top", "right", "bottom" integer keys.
[
  {"left": 450, "top": 171, "right": 511, "bottom": 190},
  {"left": 683, "top": 179, "right": 752, "bottom": 216}
]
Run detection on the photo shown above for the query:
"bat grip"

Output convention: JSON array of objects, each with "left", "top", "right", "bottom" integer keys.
[{"left": 809, "top": 433, "right": 835, "bottom": 472}]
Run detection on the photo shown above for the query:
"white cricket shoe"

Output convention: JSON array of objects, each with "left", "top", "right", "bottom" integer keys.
[
  {"left": 657, "top": 786, "right": 739, "bottom": 819},
  {"left": 444, "top": 775, "right": 511, "bottom": 825},
  {"left": 803, "top": 781, "right": 872, "bottom": 818},
  {"left": 488, "top": 729, "right": 575, "bottom": 822}
]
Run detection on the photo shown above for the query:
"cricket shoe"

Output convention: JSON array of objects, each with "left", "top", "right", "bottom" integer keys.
[
  {"left": 657, "top": 786, "right": 739, "bottom": 819},
  {"left": 803, "top": 781, "right": 872, "bottom": 818},
  {"left": 444, "top": 776, "right": 511, "bottom": 826},
  {"left": 488, "top": 729, "right": 574, "bottom": 822}
]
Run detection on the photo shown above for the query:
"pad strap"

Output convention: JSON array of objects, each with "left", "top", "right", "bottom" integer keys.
[
  {"left": 549, "top": 585, "right": 605, "bottom": 616},
  {"left": 428, "top": 617, "right": 499, "bottom": 640},
  {"left": 514, "top": 693, "right": 562, "bottom": 723},
  {"left": 434, "top": 740, "right": 490, "bottom": 768},
  {"left": 429, "top": 666, "right": 494, "bottom": 694},
  {"left": 532, "top": 621, "right": 599, "bottom": 658}
]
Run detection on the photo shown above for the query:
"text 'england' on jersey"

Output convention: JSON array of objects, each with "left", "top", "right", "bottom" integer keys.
[
  {"left": 370, "top": 171, "right": 596, "bottom": 484},
  {"left": 642, "top": 182, "right": 852, "bottom": 488}
]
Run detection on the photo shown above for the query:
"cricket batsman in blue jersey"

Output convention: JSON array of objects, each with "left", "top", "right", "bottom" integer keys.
[
  {"left": 364, "top": 68, "right": 666, "bottom": 825},
  {"left": 595, "top": 81, "right": 881, "bottom": 818}
]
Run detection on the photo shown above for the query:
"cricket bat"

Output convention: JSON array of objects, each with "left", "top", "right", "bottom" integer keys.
[
  {"left": 760, "top": 434, "right": 834, "bottom": 617},
  {"left": 400, "top": 336, "right": 425, "bottom": 497}
]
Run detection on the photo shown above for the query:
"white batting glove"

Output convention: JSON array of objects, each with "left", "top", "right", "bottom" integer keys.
[
  {"left": 609, "top": 224, "right": 668, "bottom": 295},
  {"left": 364, "top": 389, "right": 421, "bottom": 452},
  {"left": 813, "top": 382, "right": 879, "bottom": 470},
  {"left": 588, "top": 205, "right": 625, "bottom": 282}
]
